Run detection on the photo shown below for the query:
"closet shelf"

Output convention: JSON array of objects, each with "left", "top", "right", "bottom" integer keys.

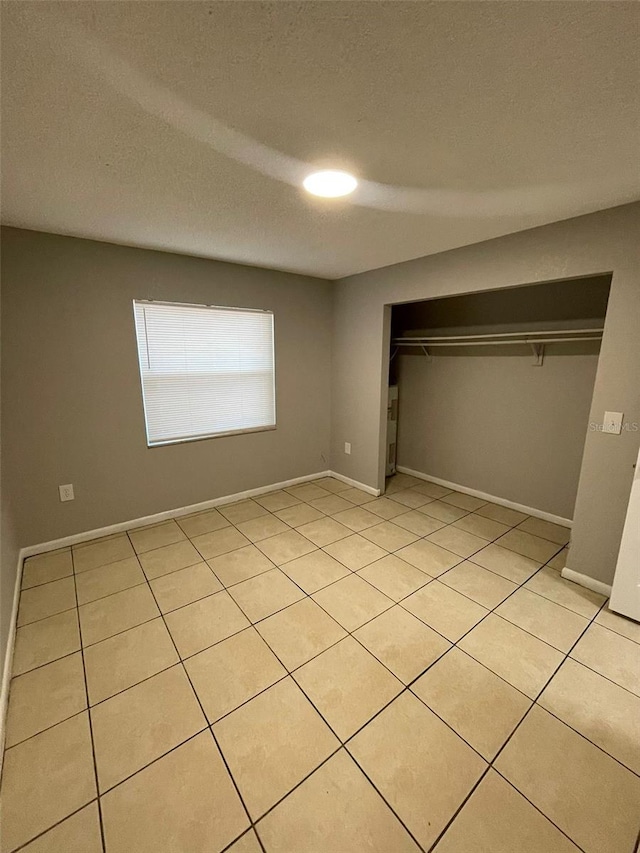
[{"left": 391, "top": 328, "right": 604, "bottom": 366}]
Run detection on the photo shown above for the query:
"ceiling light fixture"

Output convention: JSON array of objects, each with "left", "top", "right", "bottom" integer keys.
[{"left": 303, "top": 170, "right": 358, "bottom": 198}]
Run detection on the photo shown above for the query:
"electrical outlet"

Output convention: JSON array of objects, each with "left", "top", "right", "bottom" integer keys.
[
  {"left": 344, "top": 442, "right": 351, "bottom": 455},
  {"left": 59, "top": 484, "right": 74, "bottom": 502},
  {"left": 603, "top": 412, "right": 623, "bottom": 435}
]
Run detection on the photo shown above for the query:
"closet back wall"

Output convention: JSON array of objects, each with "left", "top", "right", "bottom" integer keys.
[
  {"left": 1, "top": 227, "right": 333, "bottom": 549},
  {"left": 396, "top": 345, "right": 599, "bottom": 519}
]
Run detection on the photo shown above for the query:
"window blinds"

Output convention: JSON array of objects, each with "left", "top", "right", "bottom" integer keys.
[{"left": 133, "top": 300, "right": 276, "bottom": 446}]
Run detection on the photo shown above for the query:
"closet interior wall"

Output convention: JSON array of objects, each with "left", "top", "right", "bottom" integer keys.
[{"left": 390, "top": 276, "right": 611, "bottom": 521}]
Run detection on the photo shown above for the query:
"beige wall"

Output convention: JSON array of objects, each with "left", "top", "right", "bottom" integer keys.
[
  {"left": 331, "top": 203, "right": 640, "bottom": 586},
  {"left": 396, "top": 347, "right": 600, "bottom": 519},
  {"left": 1, "top": 228, "right": 332, "bottom": 556}
]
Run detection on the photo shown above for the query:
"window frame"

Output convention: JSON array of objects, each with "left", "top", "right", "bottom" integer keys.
[{"left": 133, "top": 299, "right": 277, "bottom": 448}]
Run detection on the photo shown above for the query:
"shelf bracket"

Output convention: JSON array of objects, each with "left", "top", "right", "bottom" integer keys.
[
  {"left": 530, "top": 343, "right": 545, "bottom": 366},
  {"left": 421, "top": 345, "right": 432, "bottom": 361}
]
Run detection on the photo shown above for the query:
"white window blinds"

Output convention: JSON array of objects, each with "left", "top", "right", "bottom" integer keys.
[{"left": 133, "top": 300, "right": 276, "bottom": 446}]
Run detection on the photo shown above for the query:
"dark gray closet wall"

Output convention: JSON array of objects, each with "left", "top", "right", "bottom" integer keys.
[{"left": 391, "top": 276, "right": 611, "bottom": 519}]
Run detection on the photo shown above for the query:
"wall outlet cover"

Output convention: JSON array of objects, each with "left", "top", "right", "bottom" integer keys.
[
  {"left": 59, "top": 484, "right": 75, "bottom": 502},
  {"left": 603, "top": 412, "right": 623, "bottom": 435}
]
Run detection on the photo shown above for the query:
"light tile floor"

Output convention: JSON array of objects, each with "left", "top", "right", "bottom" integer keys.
[{"left": 2, "top": 473, "right": 639, "bottom": 853}]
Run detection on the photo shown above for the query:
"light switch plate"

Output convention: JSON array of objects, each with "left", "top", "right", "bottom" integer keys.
[
  {"left": 603, "top": 412, "right": 623, "bottom": 434},
  {"left": 344, "top": 442, "right": 351, "bottom": 455}
]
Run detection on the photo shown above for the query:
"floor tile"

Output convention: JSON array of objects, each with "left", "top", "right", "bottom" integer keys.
[
  {"left": 101, "top": 731, "right": 249, "bottom": 853},
  {"left": 427, "top": 526, "right": 486, "bottom": 559},
  {"left": 21, "top": 549, "right": 72, "bottom": 589},
  {"left": 470, "top": 542, "right": 541, "bottom": 583},
  {"left": 459, "top": 614, "right": 563, "bottom": 698},
  {"left": 332, "top": 505, "right": 382, "bottom": 531},
  {"left": 312, "top": 573, "right": 393, "bottom": 631},
  {"left": 129, "top": 520, "right": 186, "bottom": 554},
  {"left": 0, "top": 713, "right": 96, "bottom": 852},
  {"left": 79, "top": 583, "right": 159, "bottom": 646},
  {"left": 570, "top": 623, "right": 639, "bottom": 696},
  {"left": 355, "top": 606, "right": 450, "bottom": 684},
  {"left": 190, "top": 526, "right": 250, "bottom": 560},
  {"left": 256, "top": 529, "right": 317, "bottom": 564},
  {"left": 138, "top": 539, "right": 203, "bottom": 579},
  {"left": 420, "top": 499, "right": 469, "bottom": 523},
  {"left": 413, "top": 648, "right": 530, "bottom": 760},
  {"left": 165, "top": 590, "right": 250, "bottom": 658},
  {"left": 257, "top": 598, "right": 347, "bottom": 670},
  {"left": 539, "top": 658, "right": 640, "bottom": 774},
  {"left": 440, "top": 561, "right": 517, "bottom": 608},
  {"left": 475, "top": 503, "right": 528, "bottom": 526},
  {"left": 310, "top": 494, "right": 354, "bottom": 515},
  {"left": 395, "top": 539, "right": 461, "bottom": 576},
  {"left": 453, "top": 513, "right": 510, "bottom": 541},
  {"left": 185, "top": 627, "right": 286, "bottom": 722},
  {"left": 12, "top": 609, "right": 80, "bottom": 676},
  {"left": 75, "top": 556, "right": 145, "bottom": 605},
  {"left": 360, "top": 521, "right": 419, "bottom": 551},
  {"left": 314, "top": 476, "right": 352, "bottom": 493},
  {"left": 403, "top": 580, "right": 488, "bottom": 642},
  {"left": 236, "top": 514, "right": 290, "bottom": 542},
  {"left": 149, "top": 562, "right": 222, "bottom": 612},
  {"left": 84, "top": 618, "right": 179, "bottom": 704},
  {"left": 337, "top": 486, "right": 378, "bottom": 505},
  {"left": 214, "top": 677, "right": 339, "bottom": 818},
  {"left": 227, "top": 830, "right": 263, "bottom": 853},
  {"left": 279, "top": 549, "right": 350, "bottom": 593},
  {"left": 525, "top": 567, "right": 606, "bottom": 618},
  {"left": 324, "top": 534, "right": 388, "bottom": 570},
  {"left": 5, "top": 652, "right": 86, "bottom": 747},
  {"left": 516, "top": 516, "right": 571, "bottom": 545},
  {"left": 208, "top": 544, "right": 275, "bottom": 587},
  {"left": 228, "top": 568, "right": 305, "bottom": 622},
  {"left": 176, "top": 507, "right": 230, "bottom": 537},
  {"left": 298, "top": 516, "right": 353, "bottom": 546},
  {"left": 496, "top": 529, "right": 560, "bottom": 563},
  {"left": 73, "top": 534, "right": 135, "bottom": 573},
  {"left": 18, "top": 802, "right": 102, "bottom": 853},
  {"left": 495, "top": 705, "right": 640, "bottom": 853},
  {"left": 595, "top": 606, "right": 640, "bottom": 644},
  {"left": 388, "top": 488, "right": 433, "bottom": 509},
  {"left": 496, "top": 588, "right": 588, "bottom": 652},
  {"left": 257, "top": 749, "right": 420, "bottom": 853},
  {"left": 357, "top": 554, "right": 431, "bottom": 601},
  {"left": 92, "top": 664, "right": 206, "bottom": 791},
  {"left": 365, "top": 497, "right": 409, "bottom": 520},
  {"left": 349, "top": 692, "right": 486, "bottom": 850},
  {"left": 412, "top": 481, "right": 452, "bottom": 499},
  {"left": 275, "top": 502, "right": 325, "bottom": 527},
  {"left": 548, "top": 546, "right": 569, "bottom": 570},
  {"left": 218, "top": 499, "right": 269, "bottom": 524},
  {"left": 255, "top": 489, "right": 302, "bottom": 511},
  {"left": 17, "top": 576, "right": 76, "bottom": 626},
  {"left": 393, "top": 509, "right": 446, "bottom": 536},
  {"left": 294, "top": 637, "right": 403, "bottom": 739},
  {"left": 286, "top": 482, "right": 331, "bottom": 502},
  {"left": 440, "top": 491, "right": 487, "bottom": 511},
  {"left": 433, "top": 770, "right": 580, "bottom": 853}
]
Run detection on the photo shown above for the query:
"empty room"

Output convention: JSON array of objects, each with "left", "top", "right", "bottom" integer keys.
[{"left": 0, "top": 3, "right": 639, "bottom": 853}]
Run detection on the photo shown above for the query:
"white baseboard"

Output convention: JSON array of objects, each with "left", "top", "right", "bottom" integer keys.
[
  {"left": 329, "top": 471, "right": 380, "bottom": 497},
  {"left": 396, "top": 466, "right": 572, "bottom": 528},
  {"left": 0, "top": 552, "right": 24, "bottom": 776},
  {"left": 561, "top": 567, "right": 612, "bottom": 598}
]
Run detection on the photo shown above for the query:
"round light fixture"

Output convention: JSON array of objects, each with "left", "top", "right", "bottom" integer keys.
[{"left": 303, "top": 169, "right": 358, "bottom": 198}]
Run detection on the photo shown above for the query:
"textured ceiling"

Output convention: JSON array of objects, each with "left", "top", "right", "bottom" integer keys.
[{"left": 2, "top": 1, "right": 639, "bottom": 279}]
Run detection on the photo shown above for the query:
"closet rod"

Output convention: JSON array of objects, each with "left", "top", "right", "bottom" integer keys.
[
  {"left": 392, "top": 328, "right": 603, "bottom": 347},
  {"left": 392, "top": 336, "right": 602, "bottom": 348}
]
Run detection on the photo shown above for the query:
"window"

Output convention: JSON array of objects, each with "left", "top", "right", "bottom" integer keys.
[{"left": 133, "top": 300, "right": 275, "bottom": 446}]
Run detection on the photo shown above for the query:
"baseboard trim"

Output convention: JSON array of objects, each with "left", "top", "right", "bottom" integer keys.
[
  {"left": 21, "top": 470, "right": 335, "bottom": 558},
  {"left": 561, "top": 567, "right": 612, "bottom": 598},
  {"left": 395, "top": 466, "right": 573, "bottom": 528},
  {"left": 329, "top": 471, "right": 380, "bottom": 497},
  {"left": 0, "top": 551, "right": 24, "bottom": 775}
]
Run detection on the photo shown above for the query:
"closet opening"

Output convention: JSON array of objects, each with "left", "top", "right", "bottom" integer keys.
[{"left": 384, "top": 274, "right": 612, "bottom": 526}]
